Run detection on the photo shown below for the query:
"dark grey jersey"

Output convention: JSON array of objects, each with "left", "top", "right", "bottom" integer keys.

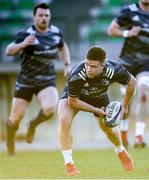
[
  {"left": 115, "top": 3, "right": 149, "bottom": 65},
  {"left": 15, "top": 25, "right": 64, "bottom": 87},
  {"left": 62, "top": 60, "right": 131, "bottom": 107}
]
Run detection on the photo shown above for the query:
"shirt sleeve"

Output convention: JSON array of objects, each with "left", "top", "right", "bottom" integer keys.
[
  {"left": 115, "top": 6, "right": 132, "bottom": 29},
  {"left": 113, "top": 64, "right": 131, "bottom": 85},
  {"left": 57, "top": 29, "right": 65, "bottom": 48},
  {"left": 68, "top": 78, "right": 83, "bottom": 98},
  {"left": 14, "top": 31, "right": 30, "bottom": 44}
]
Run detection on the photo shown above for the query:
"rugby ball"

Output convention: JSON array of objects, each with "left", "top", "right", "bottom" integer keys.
[{"left": 104, "top": 101, "right": 121, "bottom": 127}]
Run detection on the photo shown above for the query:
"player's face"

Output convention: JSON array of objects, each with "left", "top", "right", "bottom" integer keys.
[
  {"left": 33, "top": 8, "right": 51, "bottom": 31},
  {"left": 140, "top": 0, "right": 149, "bottom": 5},
  {"left": 85, "top": 59, "right": 105, "bottom": 78}
]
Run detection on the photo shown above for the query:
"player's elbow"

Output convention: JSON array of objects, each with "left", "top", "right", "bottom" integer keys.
[
  {"left": 5, "top": 47, "right": 12, "bottom": 56},
  {"left": 5, "top": 43, "right": 17, "bottom": 56},
  {"left": 107, "top": 26, "right": 112, "bottom": 36},
  {"left": 107, "top": 26, "right": 117, "bottom": 36},
  {"left": 5, "top": 47, "right": 15, "bottom": 56},
  {"left": 107, "top": 21, "right": 121, "bottom": 36},
  {"left": 107, "top": 21, "right": 115, "bottom": 36}
]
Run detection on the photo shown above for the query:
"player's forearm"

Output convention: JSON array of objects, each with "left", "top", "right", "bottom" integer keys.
[
  {"left": 122, "top": 76, "right": 136, "bottom": 107},
  {"left": 59, "top": 43, "right": 71, "bottom": 66},
  {"left": 68, "top": 97, "right": 98, "bottom": 114},
  {"left": 108, "top": 27, "right": 122, "bottom": 37},
  {"left": 5, "top": 42, "right": 26, "bottom": 56},
  {"left": 107, "top": 21, "right": 123, "bottom": 37}
]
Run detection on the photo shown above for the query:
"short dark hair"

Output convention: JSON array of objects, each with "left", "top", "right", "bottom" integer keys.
[
  {"left": 86, "top": 46, "right": 106, "bottom": 62},
  {"left": 33, "top": 3, "right": 50, "bottom": 15}
]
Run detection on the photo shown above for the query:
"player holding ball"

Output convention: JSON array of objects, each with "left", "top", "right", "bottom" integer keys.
[{"left": 58, "top": 46, "right": 136, "bottom": 176}]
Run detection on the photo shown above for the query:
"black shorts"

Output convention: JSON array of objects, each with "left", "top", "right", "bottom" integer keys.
[
  {"left": 60, "top": 86, "right": 110, "bottom": 109},
  {"left": 120, "top": 59, "right": 149, "bottom": 77},
  {"left": 14, "top": 81, "right": 56, "bottom": 102}
]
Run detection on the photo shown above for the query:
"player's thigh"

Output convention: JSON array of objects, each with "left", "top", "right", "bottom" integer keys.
[
  {"left": 58, "top": 98, "right": 78, "bottom": 124},
  {"left": 138, "top": 84, "right": 149, "bottom": 101},
  {"left": 137, "top": 76, "right": 149, "bottom": 99},
  {"left": 37, "top": 86, "right": 59, "bottom": 109},
  {"left": 9, "top": 97, "right": 28, "bottom": 122},
  {"left": 96, "top": 116, "right": 113, "bottom": 133}
]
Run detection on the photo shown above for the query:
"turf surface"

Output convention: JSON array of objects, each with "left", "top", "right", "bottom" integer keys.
[{"left": 0, "top": 148, "right": 149, "bottom": 179}]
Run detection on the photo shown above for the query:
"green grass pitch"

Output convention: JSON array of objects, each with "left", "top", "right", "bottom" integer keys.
[{"left": 0, "top": 148, "right": 149, "bottom": 179}]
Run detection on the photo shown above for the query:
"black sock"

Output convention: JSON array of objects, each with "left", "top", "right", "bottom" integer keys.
[{"left": 29, "top": 110, "right": 50, "bottom": 128}]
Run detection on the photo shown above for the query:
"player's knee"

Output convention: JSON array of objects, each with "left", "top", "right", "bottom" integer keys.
[
  {"left": 10, "top": 112, "right": 24, "bottom": 123},
  {"left": 42, "top": 107, "right": 56, "bottom": 118},
  {"left": 140, "top": 93, "right": 147, "bottom": 103},
  {"left": 105, "top": 128, "right": 113, "bottom": 136},
  {"left": 7, "top": 120, "right": 19, "bottom": 131}
]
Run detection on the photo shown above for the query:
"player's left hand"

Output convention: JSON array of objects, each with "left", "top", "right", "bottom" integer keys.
[
  {"left": 120, "top": 105, "right": 128, "bottom": 119},
  {"left": 64, "top": 65, "right": 71, "bottom": 78}
]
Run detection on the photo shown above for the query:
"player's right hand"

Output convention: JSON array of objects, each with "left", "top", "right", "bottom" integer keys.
[
  {"left": 22, "top": 35, "right": 36, "bottom": 47},
  {"left": 64, "top": 65, "right": 71, "bottom": 79},
  {"left": 95, "top": 107, "right": 106, "bottom": 118},
  {"left": 128, "top": 26, "right": 141, "bottom": 37}
]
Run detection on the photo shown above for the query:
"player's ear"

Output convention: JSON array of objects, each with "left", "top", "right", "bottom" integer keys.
[
  {"left": 33, "top": 15, "right": 35, "bottom": 22},
  {"left": 49, "top": 11, "right": 51, "bottom": 20},
  {"left": 101, "top": 62, "right": 105, "bottom": 68}
]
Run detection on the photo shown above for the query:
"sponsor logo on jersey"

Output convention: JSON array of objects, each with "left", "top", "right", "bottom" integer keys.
[
  {"left": 84, "top": 82, "right": 89, "bottom": 87},
  {"left": 101, "top": 79, "right": 110, "bottom": 86},
  {"left": 33, "top": 48, "right": 57, "bottom": 55}
]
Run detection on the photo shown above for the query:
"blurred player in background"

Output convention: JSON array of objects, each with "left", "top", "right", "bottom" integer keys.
[
  {"left": 58, "top": 46, "right": 136, "bottom": 176},
  {"left": 5, "top": 3, "right": 71, "bottom": 156},
  {"left": 107, "top": 0, "right": 149, "bottom": 148}
]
